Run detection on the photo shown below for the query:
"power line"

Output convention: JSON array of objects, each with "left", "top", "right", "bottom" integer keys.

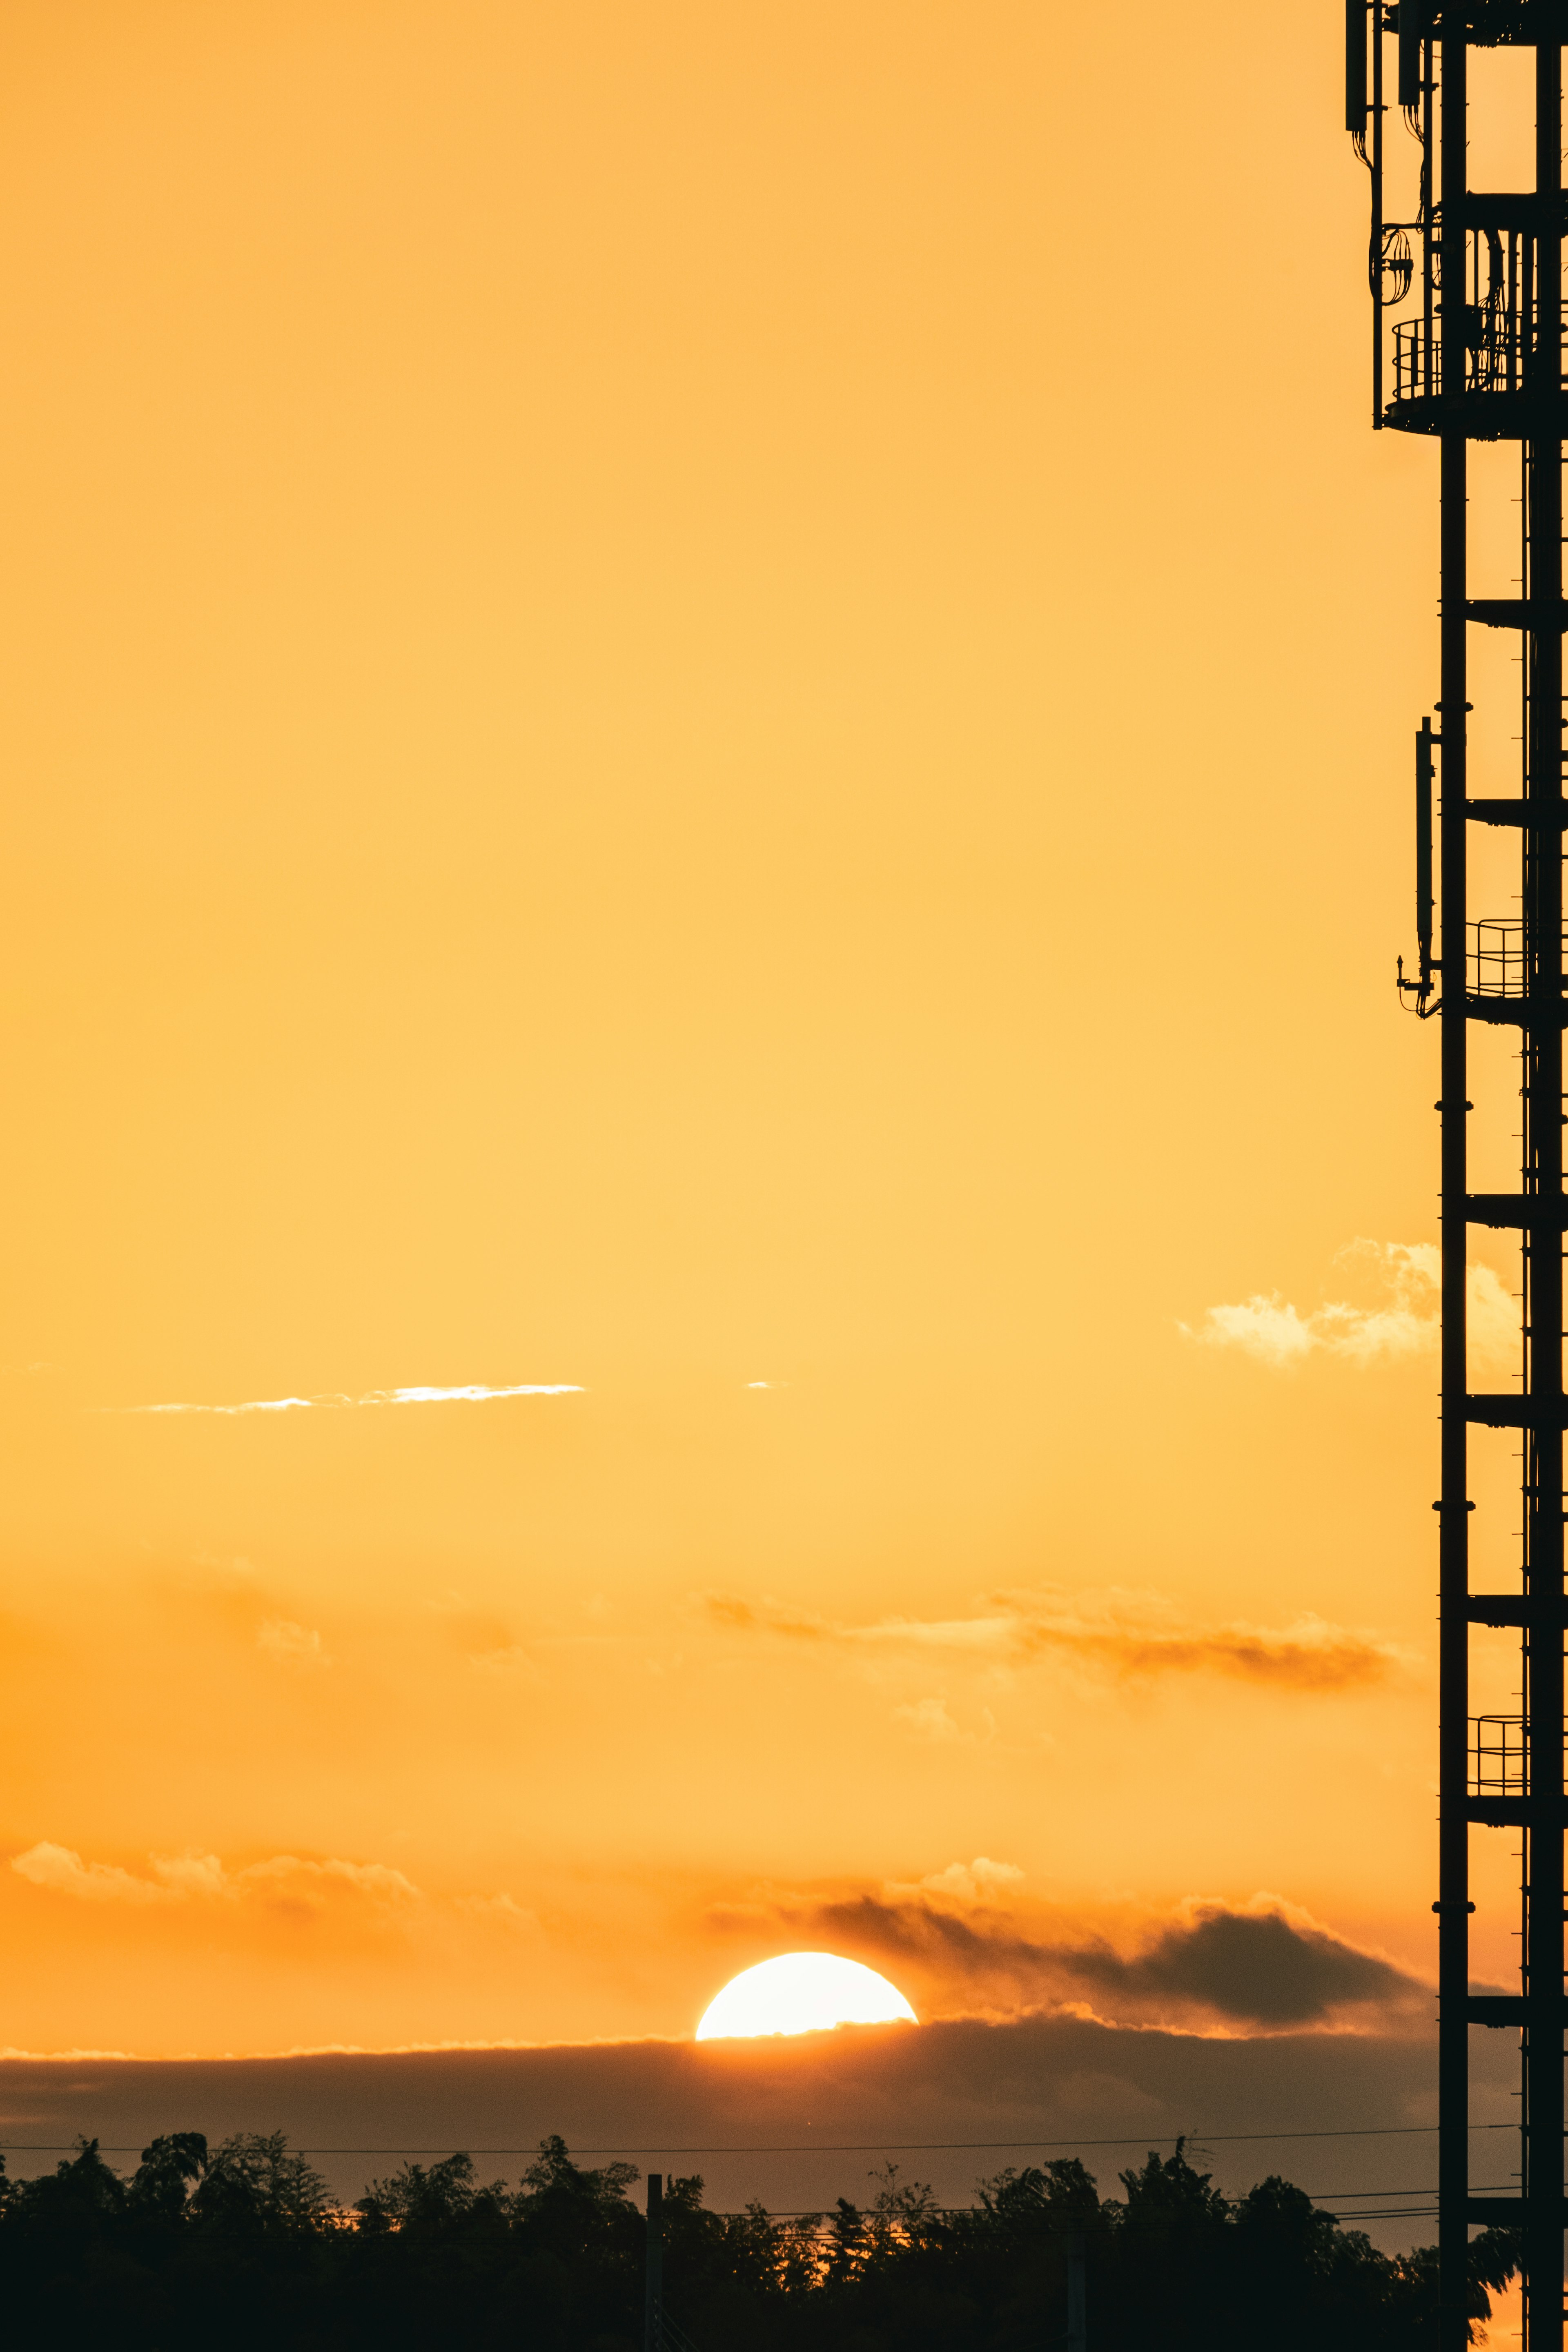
[
  {"left": 2, "top": 2136, "right": 1516, "bottom": 2219},
  {"left": 714, "top": 2185, "right": 1507, "bottom": 2216},
  {"left": 0, "top": 2125, "right": 1515, "bottom": 2156},
  {"left": 1314, "top": 2183, "right": 1514, "bottom": 2201}
]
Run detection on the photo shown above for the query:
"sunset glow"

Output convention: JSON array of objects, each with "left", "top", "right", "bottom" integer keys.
[
  {"left": 0, "top": 0, "right": 1470, "bottom": 2139},
  {"left": 695, "top": 1953, "right": 917, "bottom": 2040}
]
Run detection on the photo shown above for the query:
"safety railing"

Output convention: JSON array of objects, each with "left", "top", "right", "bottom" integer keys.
[
  {"left": 1465, "top": 918, "right": 1568, "bottom": 1000},
  {"left": 1468, "top": 918, "right": 1529, "bottom": 998},
  {"left": 1470, "top": 1715, "right": 1568, "bottom": 1796},
  {"left": 1392, "top": 316, "right": 1429, "bottom": 401},
  {"left": 1471, "top": 1714, "right": 1528, "bottom": 1796},
  {"left": 1391, "top": 307, "right": 1558, "bottom": 402}
]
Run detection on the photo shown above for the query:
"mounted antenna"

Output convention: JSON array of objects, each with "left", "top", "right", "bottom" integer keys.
[
  {"left": 1347, "top": 0, "right": 1370, "bottom": 154},
  {"left": 1398, "top": 715, "right": 1439, "bottom": 1013},
  {"left": 1397, "top": 2, "right": 1423, "bottom": 112}
]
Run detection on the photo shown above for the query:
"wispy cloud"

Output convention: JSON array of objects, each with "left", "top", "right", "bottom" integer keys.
[
  {"left": 257, "top": 1617, "right": 328, "bottom": 1667},
  {"left": 703, "top": 1588, "right": 1404, "bottom": 1690},
  {"left": 11, "top": 1844, "right": 169, "bottom": 1905},
  {"left": 910, "top": 1857, "right": 1025, "bottom": 1901},
  {"left": 894, "top": 1696, "right": 974, "bottom": 1744},
  {"left": 1183, "top": 1239, "right": 1516, "bottom": 1369},
  {"left": 11, "top": 1842, "right": 421, "bottom": 1908},
  {"left": 108, "top": 1383, "right": 583, "bottom": 1417}
]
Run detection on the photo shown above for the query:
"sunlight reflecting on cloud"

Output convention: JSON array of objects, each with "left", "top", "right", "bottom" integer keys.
[
  {"left": 1183, "top": 1240, "right": 1517, "bottom": 1370},
  {"left": 109, "top": 1384, "right": 583, "bottom": 1416},
  {"left": 915, "top": 1858, "right": 1025, "bottom": 1902},
  {"left": 769, "top": 1885, "right": 1428, "bottom": 2032}
]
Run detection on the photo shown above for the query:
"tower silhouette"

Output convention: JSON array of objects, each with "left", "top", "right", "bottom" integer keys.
[{"left": 1347, "top": 6, "right": 1566, "bottom": 2344}]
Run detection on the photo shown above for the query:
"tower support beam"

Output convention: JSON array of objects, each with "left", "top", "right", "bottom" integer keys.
[
  {"left": 1524, "top": 36, "right": 1565, "bottom": 2344},
  {"left": 1438, "top": 24, "right": 1470, "bottom": 2347},
  {"left": 1350, "top": 13, "right": 1566, "bottom": 2345}
]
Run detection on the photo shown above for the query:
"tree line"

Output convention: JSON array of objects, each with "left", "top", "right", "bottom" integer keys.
[{"left": 0, "top": 2126, "right": 1521, "bottom": 2348}]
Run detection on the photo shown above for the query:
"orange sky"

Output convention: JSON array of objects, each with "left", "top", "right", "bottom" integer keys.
[{"left": 0, "top": 0, "right": 1510, "bottom": 2059}]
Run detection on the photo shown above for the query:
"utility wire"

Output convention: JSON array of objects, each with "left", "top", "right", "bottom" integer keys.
[
  {"left": 706, "top": 2185, "right": 1508, "bottom": 2216},
  {"left": 0, "top": 2121, "right": 1515, "bottom": 2158},
  {"left": 2, "top": 2138, "right": 1521, "bottom": 2221}
]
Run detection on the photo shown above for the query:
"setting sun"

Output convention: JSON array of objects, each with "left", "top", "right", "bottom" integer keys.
[{"left": 695, "top": 1952, "right": 918, "bottom": 2041}]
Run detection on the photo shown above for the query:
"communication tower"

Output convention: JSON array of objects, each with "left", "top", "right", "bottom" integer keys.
[{"left": 1347, "top": 4, "right": 1565, "bottom": 2343}]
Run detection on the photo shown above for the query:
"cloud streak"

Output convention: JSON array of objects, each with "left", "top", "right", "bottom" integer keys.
[
  {"left": 1185, "top": 1239, "right": 1516, "bottom": 1370},
  {"left": 108, "top": 1384, "right": 583, "bottom": 1417},
  {"left": 703, "top": 1590, "right": 1403, "bottom": 1691}
]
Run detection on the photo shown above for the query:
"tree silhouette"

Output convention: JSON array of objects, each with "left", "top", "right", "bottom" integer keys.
[{"left": 0, "top": 2127, "right": 1524, "bottom": 2349}]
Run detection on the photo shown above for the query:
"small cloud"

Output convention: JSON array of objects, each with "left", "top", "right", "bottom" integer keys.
[
  {"left": 918, "top": 1858, "right": 1025, "bottom": 1902},
  {"left": 134, "top": 1396, "right": 319, "bottom": 1416},
  {"left": 703, "top": 1593, "right": 1012, "bottom": 1653},
  {"left": 1187, "top": 1296, "right": 1317, "bottom": 1366},
  {"left": 238, "top": 1855, "right": 421, "bottom": 1903},
  {"left": 1184, "top": 1239, "right": 1517, "bottom": 1371},
  {"left": 998, "top": 1596, "right": 1408, "bottom": 1690},
  {"left": 105, "top": 1384, "right": 584, "bottom": 1417},
  {"left": 192, "top": 1551, "right": 258, "bottom": 1582},
  {"left": 704, "top": 1589, "right": 1404, "bottom": 1693},
  {"left": 894, "top": 1697, "right": 964, "bottom": 1743},
  {"left": 11, "top": 1842, "right": 169, "bottom": 1904},
  {"left": 12, "top": 1843, "right": 422, "bottom": 1910},
  {"left": 468, "top": 1644, "right": 544, "bottom": 1680},
  {"left": 893, "top": 1700, "right": 998, "bottom": 1746},
  {"left": 257, "top": 1618, "right": 328, "bottom": 1667},
  {"left": 744, "top": 1381, "right": 787, "bottom": 1389},
  {"left": 456, "top": 1890, "right": 541, "bottom": 1933},
  {"left": 151, "top": 1851, "right": 229, "bottom": 1898},
  {"left": 364, "top": 1384, "right": 581, "bottom": 1405},
  {"left": 703, "top": 1593, "right": 829, "bottom": 1639}
]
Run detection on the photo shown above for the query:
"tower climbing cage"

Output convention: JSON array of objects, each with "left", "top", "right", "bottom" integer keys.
[{"left": 1347, "top": 4, "right": 1568, "bottom": 2345}]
